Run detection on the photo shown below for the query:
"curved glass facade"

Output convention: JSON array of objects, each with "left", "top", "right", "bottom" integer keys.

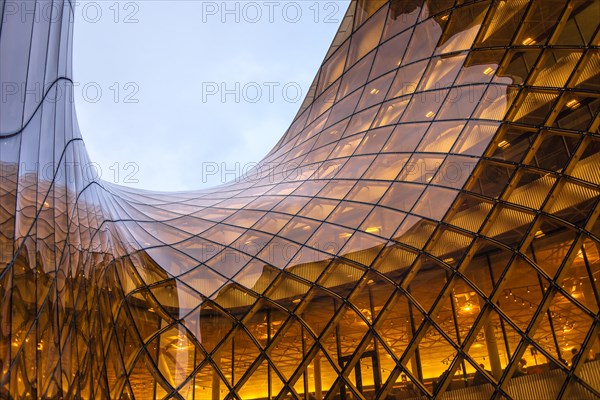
[{"left": 1, "top": 0, "right": 600, "bottom": 399}]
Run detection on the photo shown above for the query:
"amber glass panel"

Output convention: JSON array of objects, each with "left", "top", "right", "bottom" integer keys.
[
  {"left": 372, "top": 97, "right": 410, "bottom": 127},
  {"left": 466, "top": 160, "right": 515, "bottom": 199},
  {"left": 416, "top": 121, "right": 465, "bottom": 153},
  {"left": 386, "top": 60, "right": 429, "bottom": 99},
  {"left": 338, "top": 51, "right": 376, "bottom": 99},
  {"left": 397, "top": 154, "right": 444, "bottom": 184},
  {"left": 317, "top": 42, "right": 349, "bottom": 96},
  {"left": 354, "top": 126, "right": 394, "bottom": 155},
  {"left": 496, "top": 256, "right": 549, "bottom": 332},
  {"left": 380, "top": 182, "right": 425, "bottom": 212},
  {"left": 408, "top": 256, "right": 449, "bottom": 313},
  {"left": 418, "top": 54, "right": 467, "bottom": 91},
  {"left": 513, "top": 0, "right": 568, "bottom": 47},
  {"left": 403, "top": 19, "right": 446, "bottom": 64},
  {"left": 383, "top": 0, "right": 421, "bottom": 41},
  {"left": 411, "top": 186, "right": 458, "bottom": 221},
  {"left": 363, "top": 154, "right": 408, "bottom": 180},
  {"left": 357, "top": 71, "right": 396, "bottom": 110},
  {"left": 370, "top": 30, "right": 411, "bottom": 79},
  {"left": 382, "top": 122, "right": 430, "bottom": 153},
  {"left": 327, "top": 201, "right": 373, "bottom": 229},
  {"left": 400, "top": 89, "right": 449, "bottom": 123},
  {"left": 348, "top": 5, "right": 388, "bottom": 66},
  {"left": 505, "top": 169, "right": 556, "bottom": 210},
  {"left": 346, "top": 181, "right": 390, "bottom": 203},
  {"left": 363, "top": 205, "right": 404, "bottom": 235}
]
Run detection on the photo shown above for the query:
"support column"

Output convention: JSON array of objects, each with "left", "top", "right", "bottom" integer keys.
[
  {"left": 484, "top": 322, "right": 502, "bottom": 380},
  {"left": 212, "top": 355, "right": 221, "bottom": 400},
  {"left": 581, "top": 277, "right": 600, "bottom": 355},
  {"left": 314, "top": 355, "right": 322, "bottom": 400},
  {"left": 410, "top": 357, "right": 419, "bottom": 379},
  {"left": 408, "top": 301, "right": 422, "bottom": 382}
]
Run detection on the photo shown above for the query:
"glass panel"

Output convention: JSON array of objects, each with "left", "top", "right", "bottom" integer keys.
[
  {"left": 511, "top": 90, "right": 560, "bottom": 126},
  {"left": 345, "top": 105, "right": 380, "bottom": 135},
  {"left": 456, "top": 50, "right": 504, "bottom": 87},
  {"left": 340, "top": 232, "right": 386, "bottom": 267},
  {"left": 380, "top": 182, "right": 425, "bottom": 212},
  {"left": 360, "top": 207, "right": 406, "bottom": 239},
  {"left": 418, "top": 53, "right": 467, "bottom": 91},
  {"left": 330, "top": 136, "right": 362, "bottom": 159},
  {"left": 411, "top": 186, "right": 458, "bottom": 221},
  {"left": 372, "top": 97, "right": 410, "bottom": 127},
  {"left": 370, "top": 30, "right": 411, "bottom": 79},
  {"left": 386, "top": 60, "right": 429, "bottom": 99},
  {"left": 513, "top": 0, "right": 568, "bottom": 47},
  {"left": 400, "top": 90, "right": 449, "bottom": 123},
  {"left": 532, "top": 49, "right": 583, "bottom": 88},
  {"left": 395, "top": 217, "right": 435, "bottom": 250},
  {"left": 403, "top": 19, "right": 446, "bottom": 64},
  {"left": 348, "top": 5, "right": 387, "bottom": 66},
  {"left": 363, "top": 154, "right": 408, "bottom": 180},
  {"left": 306, "top": 223, "right": 353, "bottom": 257},
  {"left": 319, "top": 180, "right": 356, "bottom": 200},
  {"left": 429, "top": 227, "right": 474, "bottom": 268},
  {"left": 434, "top": 1, "right": 489, "bottom": 55},
  {"left": 561, "top": 237, "right": 600, "bottom": 315},
  {"left": 485, "top": 206, "right": 536, "bottom": 247},
  {"left": 504, "top": 343, "right": 567, "bottom": 400},
  {"left": 527, "top": 217, "right": 577, "bottom": 279},
  {"left": 384, "top": 1, "right": 421, "bottom": 41},
  {"left": 416, "top": 121, "right": 465, "bottom": 153},
  {"left": 397, "top": 154, "right": 445, "bottom": 184},
  {"left": 354, "top": 126, "right": 394, "bottom": 155},
  {"left": 327, "top": 201, "right": 373, "bottom": 229},
  {"left": 327, "top": 89, "right": 362, "bottom": 126},
  {"left": 299, "top": 199, "right": 340, "bottom": 220},
  {"left": 505, "top": 169, "right": 556, "bottom": 210},
  {"left": 346, "top": 181, "right": 390, "bottom": 203},
  {"left": 335, "top": 154, "right": 376, "bottom": 179},
  {"left": 318, "top": 260, "right": 364, "bottom": 298},
  {"left": 338, "top": 51, "right": 376, "bottom": 99},
  {"left": 437, "top": 84, "right": 486, "bottom": 120},
  {"left": 403, "top": 323, "right": 457, "bottom": 395},
  {"left": 357, "top": 71, "right": 395, "bottom": 110},
  {"left": 316, "top": 41, "right": 349, "bottom": 96},
  {"left": 154, "top": 326, "right": 201, "bottom": 389},
  {"left": 431, "top": 155, "right": 477, "bottom": 189},
  {"left": 445, "top": 194, "right": 493, "bottom": 233},
  {"left": 379, "top": 291, "right": 424, "bottom": 362},
  {"left": 253, "top": 213, "right": 292, "bottom": 235},
  {"left": 466, "top": 160, "right": 516, "bottom": 199},
  {"left": 570, "top": 137, "right": 600, "bottom": 185},
  {"left": 382, "top": 122, "right": 430, "bottom": 153},
  {"left": 373, "top": 244, "right": 418, "bottom": 278},
  {"left": 475, "top": 0, "right": 529, "bottom": 48},
  {"left": 497, "top": 256, "right": 549, "bottom": 332},
  {"left": 407, "top": 256, "right": 448, "bottom": 313}
]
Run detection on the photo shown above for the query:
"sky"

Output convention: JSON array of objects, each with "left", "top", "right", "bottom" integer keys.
[{"left": 73, "top": 0, "right": 350, "bottom": 191}]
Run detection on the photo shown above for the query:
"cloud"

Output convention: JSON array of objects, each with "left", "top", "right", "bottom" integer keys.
[{"left": 73, "top": 0, "right": 350, "bottom": 191}]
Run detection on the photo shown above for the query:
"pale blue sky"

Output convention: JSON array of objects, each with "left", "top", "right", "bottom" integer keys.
[{"left": 73, "top": 0, "right": 350, "bottom": 191}]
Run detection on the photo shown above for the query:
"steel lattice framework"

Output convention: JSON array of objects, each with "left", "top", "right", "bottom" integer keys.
[{"left": 1, "top": 0, "right": 600, "bottom": 399}]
